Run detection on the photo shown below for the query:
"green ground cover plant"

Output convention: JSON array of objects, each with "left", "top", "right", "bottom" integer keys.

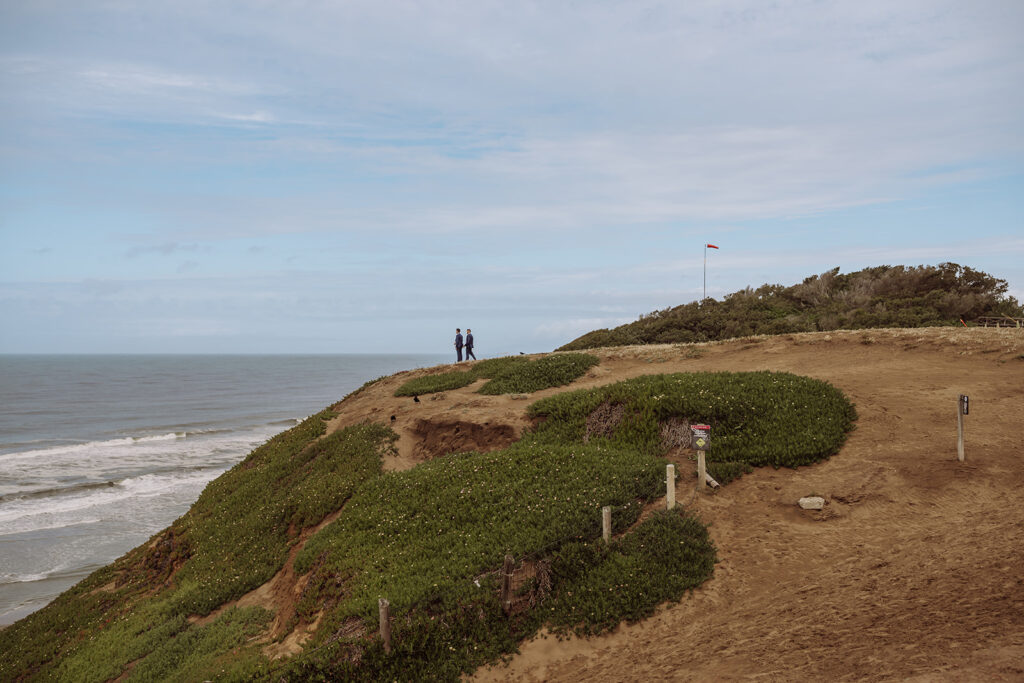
[
  {"left": 392, "top": 369, "right": 477, "bottom": 396},
  {"left": 547, "top": 510, "right": 716, "bottom": 637},
  {"left": 394, "top": 353, "right": 597, "bottom": 396},
  {"left": 528, "top": 371, "right": 856, "bottom": 470},
  {"left": 170, "top": 417, "right": 395, "bottom": 616},
  {"left": 283, "top": 438, "right": 669, "bottom": 679},
  {"left": 477, "top": 354, "right": 599, "bottom": 395},
  {"left": 123, "top": 607, "right": 272, "bottom": 683}
]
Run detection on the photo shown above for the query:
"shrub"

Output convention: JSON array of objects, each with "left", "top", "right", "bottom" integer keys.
[
  {"left": 393, "top": 370, "right": 476, "bottom": 396},
  {"left": 478, "top": 354, "right": 600, "bottom": 394},
  {"left": 558, "top": 263, "right": 1024, "bottom": 350}
]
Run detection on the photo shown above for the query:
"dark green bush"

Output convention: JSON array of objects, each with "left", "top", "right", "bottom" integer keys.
[
  {"left": 558, "top": 263, "right": 1024, "bottom": 350},
  {"left": 393, "top": 370, "right": 476, "bottom": 396},
  {"left": 478, "top": 354, "right": 600, "bottom": 395},
  {"left": 394, "top": 354, "right": 597, "bottom": 397}
]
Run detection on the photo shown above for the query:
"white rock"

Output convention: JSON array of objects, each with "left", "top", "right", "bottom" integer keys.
[{"left": 798, "top": 496, "right": 825, "bottom": 510}]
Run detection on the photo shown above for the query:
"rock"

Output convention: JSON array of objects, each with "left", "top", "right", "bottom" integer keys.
[{"left": 798, "top": 496, "right": 825, "bottom": 510}]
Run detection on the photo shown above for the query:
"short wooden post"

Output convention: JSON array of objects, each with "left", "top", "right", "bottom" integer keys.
[
  {"left": 666, "top": 464, "right": 676, "bottom": 509},
  {"left": 500, "top": 554, "right": 514, "bottom": 614},
  {"left": 378, "top": 597, "right": 391, "bottom": 654},
  {"left": 602, "top": 506, "right": 612, "bottom": 543},
  {"left": 956, "top": 398, "right": 965, "bottom": 462},
  {"left": 696, "top": 451, "right": 707, "bottom": 492}
]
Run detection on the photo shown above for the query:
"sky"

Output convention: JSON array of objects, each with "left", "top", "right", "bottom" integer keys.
[{"left": 1, "top": 0, "right": 1022, "bottom": 355}]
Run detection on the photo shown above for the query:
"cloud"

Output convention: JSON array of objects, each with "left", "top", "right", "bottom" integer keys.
[
  {"left": 79, "top": 279, "right": 125, "bottom": 296},
  {"left": 1, "top": 1, "right": 1021, "bottom": 352},
  {"left": 125, "top": 242, "right": 200, "bottom": 258}
]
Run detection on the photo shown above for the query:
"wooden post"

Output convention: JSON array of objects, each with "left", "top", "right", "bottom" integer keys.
[
  {"left": 500, "top": 554, "right": 514, "bottom": 614},
  {"left": 696, "top": 451, "right": 707, "bottom": 492},
  {"left": 666, "top": 464, "right": 676, "bottom": 509},
  {"left": 602, "top": 506, "right": 612, "bottom": 543},
  {"left": 378, "top": 597, "right": 391, "bottom": 654},
  {"left": 957, "top": 398, "right": 965, "bottom": 462}
]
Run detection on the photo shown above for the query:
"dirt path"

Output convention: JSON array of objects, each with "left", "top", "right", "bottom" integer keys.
[{"left": 324, "top": 328, "right": 1024, "bottom": 681}]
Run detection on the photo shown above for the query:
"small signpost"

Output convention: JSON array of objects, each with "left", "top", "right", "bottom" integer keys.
[
  {"left": 957, "top": 394, "right": 969, "bottom": 462},
  {"left": 666, "top": 464, "right": 676, "bottom": 509},
  {"left": 379, "top": 598, "right": 392, "bottom": 654},
  {"left": 691, "top": 424, "right": 711, "bottom": 492}
]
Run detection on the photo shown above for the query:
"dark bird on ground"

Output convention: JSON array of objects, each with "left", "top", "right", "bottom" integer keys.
[
  {"left": 413, "top": 396, "right": 420, "bottom": 403},
  {"left": 390, "top": 415, "right": 396, "bottom": 422}
]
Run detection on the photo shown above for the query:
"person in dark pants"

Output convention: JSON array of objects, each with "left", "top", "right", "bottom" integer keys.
[
  {"left": 454, "top": 328, "right": 463, "bottom": 362},
  {"left": 465, "top": 329, "right": 476, "bottom": 360}
]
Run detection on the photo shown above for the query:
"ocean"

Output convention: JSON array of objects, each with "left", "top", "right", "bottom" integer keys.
[{"left": 0, "top": 353, "right": 446, "bottom": 626}]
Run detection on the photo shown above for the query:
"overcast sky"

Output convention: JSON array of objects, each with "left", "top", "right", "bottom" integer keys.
[{"left": 1, "top": 1, "right": 1022, "bottom": 354}]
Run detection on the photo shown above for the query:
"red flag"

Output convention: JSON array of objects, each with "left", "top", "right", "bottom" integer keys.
[{"left": 706, "top": 244, "right": 719, "bottom": 249}]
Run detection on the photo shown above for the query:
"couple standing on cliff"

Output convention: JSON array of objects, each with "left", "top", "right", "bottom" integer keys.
[{"left": 454, "top": 328, "right": 475, "bottom": 362}]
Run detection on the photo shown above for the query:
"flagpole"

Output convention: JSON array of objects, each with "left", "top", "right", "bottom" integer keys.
[{"left": 703, "top": 243, "right": 707, "bottom": 301}]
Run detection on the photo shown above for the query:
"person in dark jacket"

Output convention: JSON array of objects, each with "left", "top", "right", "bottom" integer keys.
[
  {"left": 454, "top": 328, "right": 463, "bottom": 362},
  {"left": 465, "top": 329, "right": 476, "bottom": 360}
]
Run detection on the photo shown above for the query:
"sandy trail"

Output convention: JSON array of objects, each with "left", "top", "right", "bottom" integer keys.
[{"left": 328, "top": 328, "right": 1024, "bottom": 681}]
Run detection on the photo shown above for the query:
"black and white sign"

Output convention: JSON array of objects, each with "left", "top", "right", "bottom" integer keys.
[{"left": 690, "top": 424, "right": 711, "bottom": 450}]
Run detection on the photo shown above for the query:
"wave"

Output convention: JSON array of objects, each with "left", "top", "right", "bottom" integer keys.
[
  {"left": 0, "top": 417, "right": 303, "bottom": 463},
  {"left": 0, "top": 480, "right": 118, "bottom": 504},
  {"left": 0, "top": 563, "right": 100, "bottom": 586},
  {"left": 0, "top": 469, "right": 222, "bottom": 533},
  {"left": 0, "top": 463, "right": 228, "bottom": 504},
  {"left": 0, "top": 432, "right": 187, "bottom": 462}
]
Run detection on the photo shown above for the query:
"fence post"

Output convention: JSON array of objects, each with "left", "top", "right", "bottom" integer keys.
[
  {"left": 956, "top": 395, "right": 965, "bottom": 462},
  {"left": 666, "top": 464, "right": 676, "bottom": 509},
  {"left": 602, "top": 506, "right": 612, "bottom": 543},
  {"left": 378, "top": 597, "right": 392, "bottom": 654},
  {"left": 696, "top": 451, "right": 707, "bottom": 492},
  {"left": 500, "top": 554, "right": 514, "bottom": 614}
]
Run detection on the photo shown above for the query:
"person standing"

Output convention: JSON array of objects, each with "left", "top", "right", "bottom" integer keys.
[
  {"left": 454, "top": 328, "right": 464, "bottom": 362},
  {"left": 465, "top": 328, "right": 476, "bottom": 360}
]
